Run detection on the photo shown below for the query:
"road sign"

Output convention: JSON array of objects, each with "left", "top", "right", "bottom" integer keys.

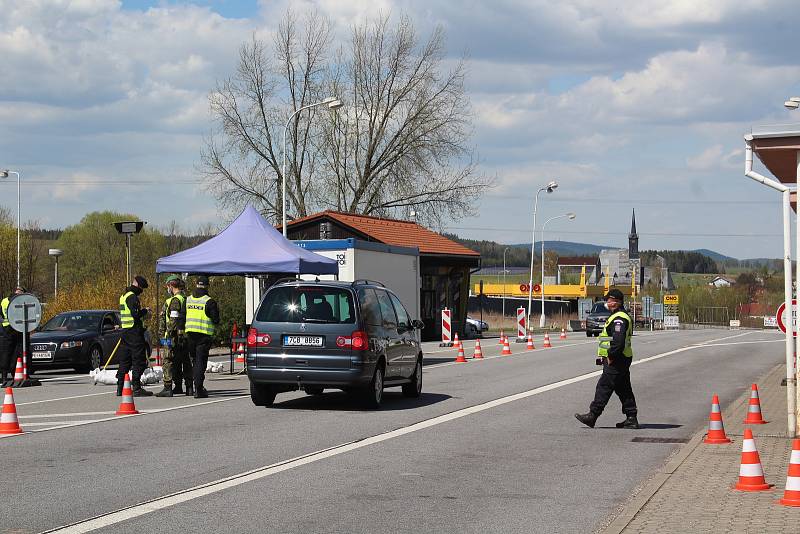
[
  {"left": 764, "top": 316, "right": 778, "bottom": 328},
  {"left": 664, "top": 315, "right": 680, "bottom": 328},
  {"left": 664, "top": 294, "right": 679, "bottom": 305},
  {"left": 652, "top": 303, "right": 664, "bottom": 320},
  {"left": 776, "top": 300, "right": 797, "bottom": 336},
  {"left": 516, "top": 307, "right": 526, "bottom": 339},
  {"left": 7, "top": 293, "right": 42, "bottom": 333},
  {"left": 642, "top": 296, "right": 653, "bottom": 318},
  {"left": 729, "top": 319, "right": 741, "bottom": 329}
]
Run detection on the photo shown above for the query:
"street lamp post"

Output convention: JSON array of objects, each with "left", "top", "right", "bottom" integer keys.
[
  {"left": 48, "top": 249, "right": 63, "bottom": 300},
  {"left": 0, "top": 170, "right": 20, "bottom": 287},
  {"left": 502, "top": 247, "right": 510, "bottom": 331},
  {"left": 540, "top": 212, "right": 576, "bottom": 328},
  {"left": 527, "top": 181, "right": 558, "bottom": 330},
  {"left": 282, "top": 97, "right": 343, "bottom": 236}
]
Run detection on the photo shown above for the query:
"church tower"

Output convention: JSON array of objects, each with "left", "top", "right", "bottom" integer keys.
[{"left": 628, "top": 209, "right": 639, "bottom": 259}]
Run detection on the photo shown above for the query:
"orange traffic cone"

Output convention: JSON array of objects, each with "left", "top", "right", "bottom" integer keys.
[
  {"left": 501, "top": 337, "right": 512, "bottom": 356},
  {"left": 453, "top": 333, "right": 461, "bottom": 350},
  {"left": 11, "top": 357, "right": 23, "bottom": 386},
  {"left": 779, "top": 439, "right": 800, "bottom": 506},
  {"left": 526, "top": 333, "right": 535, "bottom": 350},
  {"left": 0, "top": 387, "right": 23, "bottom": 435},
  {"left": 703, "top": 394, "right": 731, "bottom": 444},
  {"left": 455, "top": 343, "right": 467, "bottom": 363},
  {"left": 543, "top": 332, "right": 552, "bottom": 348},
  {"left": 743, "top": 383, "right": 768, "bottom": 424},
  {"left": 498, "top": 331, "right": 505, "bottom": 345},
  {"left": 473, "top": 340, "right": 483, "bottom": 359},
  {"left": 115, "top": 373, "right": 140, "bottom": 415},
  {"left": 560, "top": 328, "right": 567, "bottom": 340},
  {"left": 735, "top": 428, "right": 771, "bottom": 491}
]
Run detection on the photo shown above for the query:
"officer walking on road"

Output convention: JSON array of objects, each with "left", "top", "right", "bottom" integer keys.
[
  {"left": 118, "top": 276, "right": 153, "bottom": 397},
  {"left": 1, "top": 286, "right": 25, "bottom": 386},
  {"left": 156, "top": 275, "right": 192, "bottom": 397},
  {"left": 185, "top": 275, "right": 219, "bottom": 399},
  {"left": 575, "top": 288, "right": 640, "bottom": 429}
]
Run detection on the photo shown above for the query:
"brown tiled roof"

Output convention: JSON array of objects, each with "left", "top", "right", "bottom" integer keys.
[
  {"left": 556, "top": 256, "right": 599, "bottom": 266},
  {"left": 285, "top": 211, "right": 480, "bottom": 257}
]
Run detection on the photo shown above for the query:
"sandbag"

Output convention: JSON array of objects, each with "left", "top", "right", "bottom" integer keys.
[
  {"left": 90, "top": 366, "right": 163, "bottom": 385},
  {"left": 206, "top": 361, "right": 225, "bottom": 373}
]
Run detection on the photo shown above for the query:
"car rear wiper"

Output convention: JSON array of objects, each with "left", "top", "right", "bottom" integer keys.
[{"left": 300, "top": 318, "right": 336, "bottom": 323}]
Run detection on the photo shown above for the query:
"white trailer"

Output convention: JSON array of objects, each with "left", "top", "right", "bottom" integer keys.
[{"left": 245, "top": 238, "right": 420, "bottom": 324}]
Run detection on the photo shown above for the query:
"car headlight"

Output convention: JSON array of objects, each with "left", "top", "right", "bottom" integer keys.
[{"left": 60, "top": 341, "right": 83, "bottom": 349}]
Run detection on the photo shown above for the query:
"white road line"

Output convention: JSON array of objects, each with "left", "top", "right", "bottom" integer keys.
[
  {"left": 1, "top": 396, "right": 248, "bottom": 438},
  {"left": 37, "top": 375, "right": 92, "bottom": 383},
  {"left": 22, "top": 420, "right": 102, "bottom": 427},
  {"left": 16, "top": 391, "right": 116, "bottom": 406},
  {"left": 18, "top": 411, "right": 118, "bottom": 419},
  {"left": 43, "top": 330, "right": 751, "bottom": 533}
]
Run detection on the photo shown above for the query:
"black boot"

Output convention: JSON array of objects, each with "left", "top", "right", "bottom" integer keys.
[
  {"left": 155, "top": 385, "right": 173, "bottom": 397},
  {"left": 616, "top": 416, "right": 641, "bottom": 429},
  {"left": 132, "top": 379, "right": 153, "bottom": 397},
  {"left": 575, "top": 412, "right": 598, "bottom": 428},
  {"left": 172, "top": 383, "right": 184, "bottom": 394},
  {"left": 116, "top": 381, "right": 124, "bottom": 397},
  {"left": 185, "top": 382, "right": 194, "bottom": 396},
  {"left": 193, "top": 383, "right": 208, "bottom": 398}
]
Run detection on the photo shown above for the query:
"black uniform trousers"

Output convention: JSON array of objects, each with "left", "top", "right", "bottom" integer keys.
[
  {"left": 116, "top": 327, "right": 148, "bottom": 384},
  {"left": 187, "top": 332, "right": 212, "bottom": 388},
  {"left": 171, "top": 337, "right": 193, "bottom": 388},
  {"left": 590, "top": 358, "right": 637, "bottom": 417},
  {"left": 0, "top": 326, "right": 16, "bottom": 378}
]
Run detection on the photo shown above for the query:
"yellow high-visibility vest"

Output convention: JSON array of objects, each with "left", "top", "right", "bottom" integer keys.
[
  {"left": 597, "top": 311, "right": 633, "bottom": 358},
  {"left": 1, "top": 297, "right": 9, "bottom": 328},
  {"left": 185, "top": 295, "right": 214, "bottom": 336},
  {"left": 119, "top": 291, "right": 135, "bottom": 329}
]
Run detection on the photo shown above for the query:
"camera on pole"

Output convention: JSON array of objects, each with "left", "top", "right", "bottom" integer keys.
[{"left": 114, "top": 221, "right": 146, "bottom": 287}]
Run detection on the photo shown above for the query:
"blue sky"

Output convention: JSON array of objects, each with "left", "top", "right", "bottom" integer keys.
[{"left": 1, "top": 0, "right": 799, "bottom": 259}]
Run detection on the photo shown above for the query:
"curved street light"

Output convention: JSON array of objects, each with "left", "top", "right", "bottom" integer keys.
[
  {"left": 282, "top": 97, "right": 344, "bottom": 236},
  {"left": 540, "top": 212, "right": 576, "bottom": 328},
  {"left": 526, "top": 181, "right": 558, "bottom": 330}
]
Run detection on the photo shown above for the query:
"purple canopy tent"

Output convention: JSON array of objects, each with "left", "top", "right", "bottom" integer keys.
[{"left": 156, "top": 205, "right": 338, "bottom": 276}]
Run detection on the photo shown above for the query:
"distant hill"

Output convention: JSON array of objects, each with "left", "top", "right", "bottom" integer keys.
[
  {"left": 690, "top": 249, "right": 736, "bottom": 262},
  {"left": 510, "top": 240, "right": 612, "bottom": 257}
]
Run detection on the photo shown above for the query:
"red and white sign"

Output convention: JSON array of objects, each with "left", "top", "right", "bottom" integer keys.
[
  {"left": 441, "top": 308, "right": 452, "bottom": 343},
  {"left": 517, "top": 307, "right": 526, "bottom": 339},
  {"left": 776, "top": 300, "right": 797, "bottom": 336},
  {"left": 519, "top": 284, "right": 542, "bottom": 294}
]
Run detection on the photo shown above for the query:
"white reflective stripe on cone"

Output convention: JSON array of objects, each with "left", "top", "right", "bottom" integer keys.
[
  {"left": 791, "top": 450, "right": 800, "bottom": 464},
  {"left": 0, "top": 411, "right": 18, "bottom": 423},
  {"left": 742, "top": 440, "right": 757, "bottom": 453},
  {"left": 749, "top": 405, "right": 761, "bottom": 413},
  {"left": 709, "top": 420, "right": 724, "bottom": 430},
  {"left": 786, "top": 476, "right": 800, "bottom": 491},
  {"left": 711, "top": 404, "right": 721, "bottom": 413},
  {"left": 751, "top": 390, "right": 759, "bottom": 398},
  {"left": 740, "top": 463, "right": 764, "bottom": 477}
]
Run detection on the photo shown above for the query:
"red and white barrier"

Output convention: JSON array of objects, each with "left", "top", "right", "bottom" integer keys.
[
  {"left": 516, "top": 307, "right": 526, "bottom": 341},
  {"left": 440, "top": 308, "right": 453, "bottom": 347}
]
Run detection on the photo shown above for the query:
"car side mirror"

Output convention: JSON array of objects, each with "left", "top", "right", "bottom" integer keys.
[{"left": 411, "top": 319, "right": 425, "bottom": 330}]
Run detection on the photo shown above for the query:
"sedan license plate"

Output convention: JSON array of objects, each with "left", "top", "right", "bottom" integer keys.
[
  {"left": 283, "top": 335, "right": 323, "bottom": 347},
  {"left": 32, "top": 351, "right": 54, "bottom": 361}
]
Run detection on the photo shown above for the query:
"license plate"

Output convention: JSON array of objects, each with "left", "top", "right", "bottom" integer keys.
[
  {"left": 32, "top": 351, "right": 54, "bottom": 361},
  {"left": 283, "top": 335, "right": 323, "bottom": 347}
]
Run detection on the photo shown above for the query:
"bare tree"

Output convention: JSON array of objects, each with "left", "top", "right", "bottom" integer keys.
[{"left": 201, "top": 11, "right": 490, "bottom": 227}]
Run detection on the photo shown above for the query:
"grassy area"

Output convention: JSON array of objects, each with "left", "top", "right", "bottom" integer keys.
[{"left": 671, "top": 273, "right": 717, "bottom": 287}]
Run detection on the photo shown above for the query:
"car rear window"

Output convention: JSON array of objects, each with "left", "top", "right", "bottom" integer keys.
[{"left": 257, "top": 286, "right": 355, "bottom": 324}]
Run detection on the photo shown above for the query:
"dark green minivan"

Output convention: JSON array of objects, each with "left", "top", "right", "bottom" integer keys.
[{"left": 246, "top": 280, "right": 424, "bottom": 408}]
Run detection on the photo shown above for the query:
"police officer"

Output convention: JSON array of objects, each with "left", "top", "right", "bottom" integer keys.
[
  {"left": 118, "top": 275, "right": 153, "bottom": 397},
  {"left": 185, "top": 275, "right": 220, "bottom": 399},
  {"left": 575, "top": 288, "right": 640, "bottom": 429},
  {"left": 156, "top": 275, "right": 192, "bottom": 397},
  {"left": 1, "top": 287, "right": 25, "bottom": 386}
]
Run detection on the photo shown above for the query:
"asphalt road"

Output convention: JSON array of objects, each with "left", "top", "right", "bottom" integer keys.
[{"left": 0, "top": 328, "right": 785, "bottom": 534}]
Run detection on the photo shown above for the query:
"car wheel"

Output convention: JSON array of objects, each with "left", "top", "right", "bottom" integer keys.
[
  {"left": 90, "top": 345, "right": 103, "bottom": 369},
  {"left": 586, "top": 331, "right": 592, "bottom": 337},
  {"left": 304, "top": 386, "right": 324, "bottom": 395},
  {"left": 402, "top": 357, "right": 422, "bottom": 398},
  {"left": 250, "top": 383, "right": 276, "bottom": 407},
  {"left": 361, "top": 363, "right": 384, "bottom": 408}
]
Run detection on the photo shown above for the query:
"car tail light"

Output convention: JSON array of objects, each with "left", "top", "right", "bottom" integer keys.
[
  {"left": 335, "top": 331, "right": 368, "bottom": 351},
  {"left": 247, "top": 327, "right": 271, "bottom": 348}
]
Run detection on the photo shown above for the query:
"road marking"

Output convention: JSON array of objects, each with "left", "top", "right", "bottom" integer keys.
[
  {"left": 37, "top": 375, "right": 93, "bottom": 383},
  {"left": 16, "top": 391, "right": 116, "bottom": 406},
  {"left": 22, "top": 420, "right": 102, "bottom": 427},
  {"left": 42, "top": 330, "right": 750, "bottom": 533},
  {"left": 18, "top": 411, "right": 118, "bottom": 419}
]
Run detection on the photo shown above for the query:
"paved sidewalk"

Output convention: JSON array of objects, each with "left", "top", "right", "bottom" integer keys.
[{"left": 605, "top": 362, "right": 800, "bottom": 533}]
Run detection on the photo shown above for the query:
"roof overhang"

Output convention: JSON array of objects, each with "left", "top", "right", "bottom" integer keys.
[{"left": 748, "top": 124, "right": 800, "bottom": 184}]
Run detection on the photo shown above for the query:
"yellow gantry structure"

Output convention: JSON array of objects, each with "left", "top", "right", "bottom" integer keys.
[{"left": 475, "top": 266, "right": 637, "bottom": 299}]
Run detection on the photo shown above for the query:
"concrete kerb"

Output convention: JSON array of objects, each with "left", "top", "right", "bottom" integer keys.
[{"left": 599, "top": 362, "right": 782, "bottom": 534}]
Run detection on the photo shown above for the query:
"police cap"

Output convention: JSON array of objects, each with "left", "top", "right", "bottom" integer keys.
[
  {"left": 603, "top": 288, "right": 624, "bottom": 302},
  {"left": 196, "top": 275, "right": 210, "bottom": 288}
]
